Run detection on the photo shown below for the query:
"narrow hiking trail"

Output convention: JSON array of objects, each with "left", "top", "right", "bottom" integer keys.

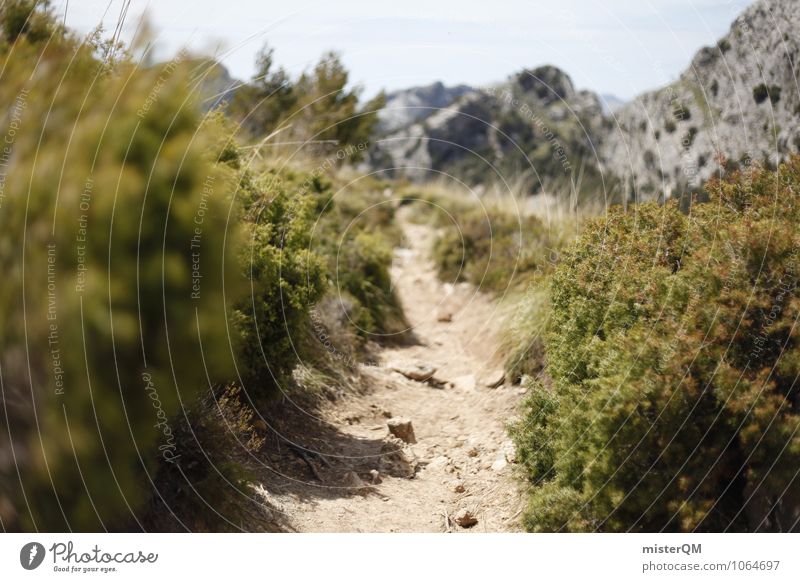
[{"left": 261, "top": 210, "right": 526, "bottom": 532}]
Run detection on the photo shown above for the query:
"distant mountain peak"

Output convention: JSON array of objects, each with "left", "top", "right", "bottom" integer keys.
[
  {"left": 513, "top": 65, "right": 576, "bottom": 104},
  {"left": 377, "top": 81, "right": 475, "bottom": 134},
  {"left": 603, "top": 0, "right": 800, "bottom": 199},
  {"left": 368, "top": 0, "right": 797, "bottom": 200}
]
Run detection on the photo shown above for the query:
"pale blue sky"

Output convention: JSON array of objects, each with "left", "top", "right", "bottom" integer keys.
[{"left": 53, "top": 0, "right": 753, "bottom": 100}]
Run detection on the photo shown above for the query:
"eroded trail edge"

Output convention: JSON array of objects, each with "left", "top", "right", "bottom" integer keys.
[{"left": 263, "top": 212, "right": 526, "bottom": 532}]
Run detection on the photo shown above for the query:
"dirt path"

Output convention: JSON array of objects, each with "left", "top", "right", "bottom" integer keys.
[{"left": 260, "top": 212, "right": 526, "bottom": 532}]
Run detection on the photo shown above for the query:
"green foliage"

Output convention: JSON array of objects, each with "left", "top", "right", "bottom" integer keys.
[
  {"left": 335, "top": 231, "right": 407, "bottom": 337},
  {"left": 144, "top": 386, "right": 272, "bottom": 532},
  {"left": 230, "top": 46, "right": 384, "bottom": 159},
  {"left": 513, "top": 159, "right": 800, "bottom": 532},
  {"left": 753, "top": 83, "right": 782, "bottom": 105},
  {"left": 228, "top": 45, "right": 297, "bottom": 139},
  {"left": 0, "top": 5, "right": 404, "bottom": 533},
  {"left": 314, "top": 181, "right": 408, "bottom": 339},
  {"left": 0, "top": 20, "right": 241, "bottom": 530},
  {"left": 501, "top": 281, "right": 550, "bottom": 383},
  {"left": 230, "top": 162, "right": 406, "bottom": 391},
  {"left": 0, "top": 0, "right": 60, "bottom": 45},
  {"left": 230, "top": 164, "right": 327, "bottom": 396},
  {"left": 431, "top": 205, "right": 559, "bottom": 292},
  {"left": 295, "top": 52, "right": 385, "bottom": 153}
]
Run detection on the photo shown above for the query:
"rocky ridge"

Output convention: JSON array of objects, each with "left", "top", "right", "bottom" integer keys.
[
  {"left": 603, "top": 0, "right": 800, "bottom": 199},
  {"left": 368, "top": 0, "right": 799, "bottom": 200},
  {"left": 369, "top": 65, "right": 609, "bottom": 192}
]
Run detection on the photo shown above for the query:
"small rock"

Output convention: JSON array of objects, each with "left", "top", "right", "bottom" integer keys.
[
  {"left": 454, "top": 508, "right": 478, "bottom": 528},
  {"left": 491, "top": 458, "right": 508, "bottom": 472},
  {"left": 467, "top": 447, "right": 479, "bottom": 458},
  {"left": 369, "top": 469, "right": 382, "bottom": 484},
  {"left": 427, "top": 455, "right": 450, "bottom": 471},
  {"left": 381, "top": 409, "right": 393, "bottom": 418},
  {"left": 343, "top": 471, "right": 367, "bottom": 489},
  {"left": 501, "top": 440, "right": 517, "bottom": 463},
  {"left": 387, "top": 417, "right": 417, "bottom": 444},
  {"left": 426, "top": 376, "right": 449, "bottom": 389},
  {"left": 483, "top": 370, "right": 506, "bottom": 389},
  {"left": 252, "top": 419, "right": 268, "bottom": 432},
  {"left": 380, "top": 436, "right": 418, "bottom": 478},
  {"left": 391, "top": 363, "right": 437, "bottom": 382},
  {"left": 436, "top": 311, "right": 453, "bottom": 323},
  {"left": 450, "top": 479, "right": 466, "bottom": 493},
  {"left": 451, "top": 374, "right": 476, "bottom": 391}
]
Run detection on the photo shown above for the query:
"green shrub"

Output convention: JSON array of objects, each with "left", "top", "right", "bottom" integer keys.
[
  {"left": 0, "top": 2, "right": 400, "bottom": 532},
  {"left": 0, "top": 0, "right": 61, "bottom": 45},
  {"left": 501, "top": 281, "right": 550, "bottom": 383},
  {"left": 513, "top": 159, "right": 800, "bottom": 532},
  {"left": 230, "top": 46, "right": 383, "bottom": 158},
  {"left": 753, "top": 83, "right": 782, "bottom": 105},
  {"left": 313, "top": 181, "right": 408, "bottom": 339},
  {"left": 432, "top": 206, "right": 557, "bottom": 292},
  {"left": 144, "top": 386, "right": 274, "bottom": 532},
  {"left": 335, "top": 231, "right": 407, "bottom": 337},
  {"left": 230, "top": 165, "right": 327, "bottom": 396},
  {"left": 0, "top": 20, "right": 241, "bottom": 530}
]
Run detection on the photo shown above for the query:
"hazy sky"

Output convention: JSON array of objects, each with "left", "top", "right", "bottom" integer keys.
[{"left": 52, "top": 0, "right": 754, "bottom": 100}]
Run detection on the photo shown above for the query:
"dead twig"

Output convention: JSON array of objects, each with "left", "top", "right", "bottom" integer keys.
[
  {"left": 288, "top": 444, "right": 324, "bottom": 482},
  {"left": 443, "top": 508, "right": 452, "bottom": 533}
]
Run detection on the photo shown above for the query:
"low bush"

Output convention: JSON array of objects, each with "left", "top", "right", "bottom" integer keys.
[
  {"left": 312, "top": 180, "right": 409, "bottom": 340},
  {"left": 431, "top": 205, "right": 558, "bottom": 292},
  {"left": 501, "top": 281, "right": 550, "bottom": 383},
  {"left": 335, "top": 231, "right": 407, "bottom": 337},
  {"left": 143, "top": 386, "right": 274, "bottom": 532},
  {"left": 0, "top": 2, "right": 346, "bottom": 531},
  {"left": 0, "top": 9, "right": 241, "bottom": 530},
  {"left": 513, "top": 159, "right": 800, "bottom": 532},
  {"left": 230, "top": 163, "right": 327, "bottom": 397},
  {"left": 753, "top": 83, "right": 782, "bottom": 105}
]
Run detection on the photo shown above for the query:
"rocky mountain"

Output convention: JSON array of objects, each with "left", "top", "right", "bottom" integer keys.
[
  {"left": 377, "top": 81, "right": 475, "bottom": 134},
  {"left": 369, "top": 0, "right": 799, "bottom": 201},
  {"left": 603, "top": 0, "right": 800, "bottom": 200},
  {"left": 600, "top": 94, "right": 626, "bottom": 115},
  {"left": 369, "top": 65, "right": 611, "bottom": 193}
]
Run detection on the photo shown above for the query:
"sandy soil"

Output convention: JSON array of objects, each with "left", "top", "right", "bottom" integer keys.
[{"left": 257, "top": 212, "right": 526, "bottom": 532}]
